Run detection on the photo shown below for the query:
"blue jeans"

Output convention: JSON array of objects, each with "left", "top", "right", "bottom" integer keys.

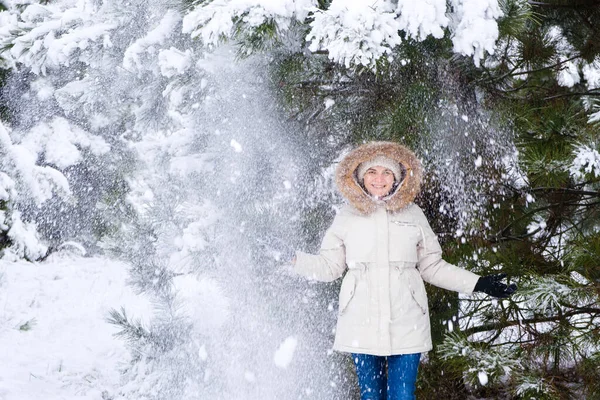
[{"left": 352, "top": 353, "right": 421, "bottom": 400}]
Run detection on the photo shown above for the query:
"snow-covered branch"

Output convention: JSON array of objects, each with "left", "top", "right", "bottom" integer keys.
[
  {"left": 183, "top": 0, "right": 504, "bottom": 69},
  {"left": 306, "top": 0, "right": 401, "bottom": 69},
  {"left": 182, "top": 0, "right": 315, "bottom": 45},
  {"left": 0, "top": 1, "right": 117, "bottom": 74},
  {"left": 570, "top": 144, "right": 600, "bottom": 181}
]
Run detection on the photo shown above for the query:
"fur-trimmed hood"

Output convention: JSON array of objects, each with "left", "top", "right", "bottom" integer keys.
[{"left": 335, "top": 141, "right": 423, "bottom": 215}]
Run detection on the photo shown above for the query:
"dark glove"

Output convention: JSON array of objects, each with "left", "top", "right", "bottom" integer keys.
[{"left": 473, "top": 273, "right": 517, "bottom": 298}]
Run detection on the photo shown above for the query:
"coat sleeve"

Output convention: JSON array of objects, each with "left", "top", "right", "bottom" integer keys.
[
  {"left": 293, "top": 214, "right": 347, "bottom": 282},
  {"left": 413, "top": 206, "right": 480, "bottom": 294}
]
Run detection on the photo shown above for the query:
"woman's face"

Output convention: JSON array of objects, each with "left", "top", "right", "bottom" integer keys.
[{"left": 363, "top": 166, "right": 395, "bottom": 197}]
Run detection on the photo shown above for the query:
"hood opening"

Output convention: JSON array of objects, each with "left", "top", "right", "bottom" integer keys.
[
  {"left": 335, "top": 141, "right": 423, "bottom": 215},
  {"left": 353, "top": 162, "right": 408, "bottom": 201}
]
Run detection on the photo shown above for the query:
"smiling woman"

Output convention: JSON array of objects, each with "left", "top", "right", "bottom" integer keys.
[{"left": 290, "top": 141, "right": 517, "bottom": 400}]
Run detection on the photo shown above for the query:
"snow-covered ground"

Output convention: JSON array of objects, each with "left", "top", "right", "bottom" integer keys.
[{"left": 0, "top": 256, "right": 152, "bottom": 400}]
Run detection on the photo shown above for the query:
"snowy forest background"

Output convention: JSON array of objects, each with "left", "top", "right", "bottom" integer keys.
[{"left": 1, "top": 0, "right": 599, "bottom": 399}]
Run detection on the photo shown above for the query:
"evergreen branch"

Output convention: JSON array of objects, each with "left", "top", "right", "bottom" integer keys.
[
  {"left": 491, "top": 193, "right": 600, "bottom": 242},
  {"left": 497, "top": 216, "right": 597, "bottom": 242},
  {"left": 560, "top": 300, "right": 600, "bottom": 313},
  {"left": 463, "top": 307, "right": 600, "bottom": 337},
  {"left": 575, "top": 8, "right": 598, "bottom": 33},
  {"left": 492, "top": 202, "right": 561, "bottom": 242},
  {"left": 544, "top": 90, "right": 600, "bottom": 101},
  {"left": 496, "top": 83, "right": 551, "bottom": 94},
  {"left": 107, "top": 307, "right": 153, "bottom": 344},
  {"left": 527, "top": 187, "right": 600, "bottom": 197},
  {"left": 483, "top": 55, "right": 583, "bottom": 88},
  {"left": 479, "top": 60, "right": 526, "bottom": 85},
  {"left": 528, "top": 0, "right": 600, "bottom": 7},
  {"left": 510, "top": 54, "right": 582, "bottom": 77},
  {"left": 491, "top": 338, "right": 538, "bottom": 347}
]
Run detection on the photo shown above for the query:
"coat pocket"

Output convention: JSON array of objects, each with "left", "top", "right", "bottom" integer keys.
[
  {"left": 392, "top": 267, "right": 428, "bottom": 316},
  {"left": 338, "top": 273, "right": 357, "bottom": 315},
  {"left": 407, "top": 273, "right": 428, "bottom": 315},
  {"left": 389, "top": 221, "right": 420, "bottom": 262},
  {"left": 409, "top": 288, "right": 427, "bottom": 315}
]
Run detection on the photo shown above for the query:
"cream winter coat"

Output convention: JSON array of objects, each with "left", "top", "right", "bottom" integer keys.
[{"left": 294, "top": 142, "right": 480, "bottom": 356}]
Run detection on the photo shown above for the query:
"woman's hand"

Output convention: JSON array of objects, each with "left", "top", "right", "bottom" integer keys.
[
  {"left": 474, "top": 273, "right": 517, "bottom": 298},
  {"left": 275, "top": 253, "right": 297, "bottom": 278}
]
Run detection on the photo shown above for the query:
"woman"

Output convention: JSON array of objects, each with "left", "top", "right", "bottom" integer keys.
[{"left": 292, "top": 141, "right": 516, "bottom": 400}]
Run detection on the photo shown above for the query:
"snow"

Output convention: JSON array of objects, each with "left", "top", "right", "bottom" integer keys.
[
  {"left": 182, "top": 0, "right": 316, "bottom": 45},
  {"left": 2, "top": 1, "right": 119, "bottom": 75},
  {"left": 449, "top": 0, "right": 502, "bottom": 67},
  {"left": 557, "top": 60, "right": 580, "bottom": 87},
  {"left": 199, "top": 344, "right": 208, "bottom": 361},
  {"left": 570, "top": 145, "right": 600, "bottom": 180},
  {"left": 307, "top": 0, "right": 401, "bottom": 69},
  {"left": 169, "top": 154, "right": 216, "bottom": 177},
  {"left": 2, "top": 129, "right": 70, "bottom": 205},
  {"left": 172, "top": 275, "right": 231, "bottom": 335},
  {"left": 45, "top": 22, "right": 118, "bottom": 70},
  {"left": 4, "top": 211, "right": 47, "bottom": 261},
  {"left": 515, "top": 377, "right": 547, "bottom": 396},
  {"left": 501, "top": 150, "right": 528, "bottom": 189},
  {"left": 31, "top": 77, "right": 55, "bottom": 101},
  {"left": 544, "top": 26, "right": 584, "bottom": 89},
  {"left": 527, "top": 218, "right": 547, "bottom": 235},
  {"left": 158, "top": 47, "right": 193, "bottom": 78},
  {"left": 273, "top": 336, "right": 298, "bottom": 369},
  {"left": 396, "top": 0, "right": 448, "bottom": 41},
  {"left": 21, "top": 117, "right": 110, "bottom": 170},
  {"left": 230, "top": 138, "right": 243, "bottom": 152},
  {"left": 589, "top": 109, "right": 600, "bottom": 124},
  {"left": 123, "top": 10, "right": 182, "bottom": 75},
  {"left": 526, "top": 194, "right": 535, "bottom": 204},
  {"left": 582, "top": 59, "right": 600, "bottom": 89},
  {"left": 0, "top": 256, "right": 153, "bottom": 400},
  {"left": 0, "top": 172, "right": 14, "bottom": 202},
  {"left": 478, "top": 370, "right": 488, "bottom": 385},
  {"left": 521, "top": 276, "right": 576, "bottom": 315},
  {"left": 244, "top": 371, "right": 256, "bottom": 382},
  {"left": 439, "top": 333, "right": 521, "bottom": 388},
  {"left": 183, "top": 0, "right": 502, "bottom": 69}
]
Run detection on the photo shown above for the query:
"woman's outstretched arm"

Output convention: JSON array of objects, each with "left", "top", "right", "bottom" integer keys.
[
  {"left": 413, "top": 206, "right": 480, "bottom": 293},
  {"left": 293, "top": 215, "right": 347, "bottom": 282}
]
